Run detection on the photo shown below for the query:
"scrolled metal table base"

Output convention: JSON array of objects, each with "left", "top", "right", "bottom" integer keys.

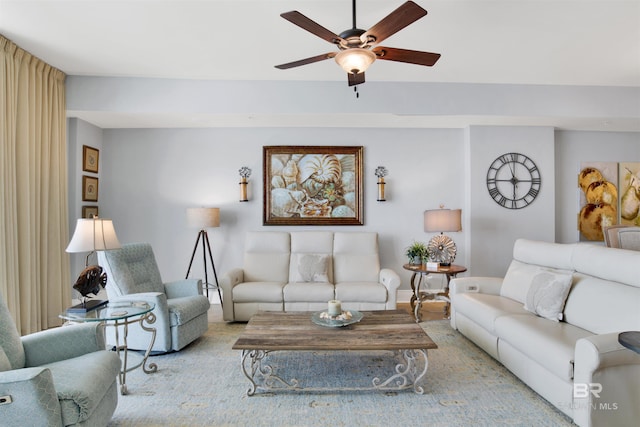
[
  {"left": 240, "top": 349, "right": 429, "bottom": 396},
  {"left": 113, "top": 311, "right": 158, "bottom": 395}
]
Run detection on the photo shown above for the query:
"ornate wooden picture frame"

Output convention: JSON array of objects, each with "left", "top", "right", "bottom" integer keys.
[
  {"left": 82, "top": 145, "right": 99, "bottom": 173},
  {"left": 263, "top": 145, "right": 364, "bottom": 226},
  {"left": 82, "top": 175, "right": 99, "bottom": 202},
  {"left": 82, "top": 206, "right": 99, "bottom": 218}
]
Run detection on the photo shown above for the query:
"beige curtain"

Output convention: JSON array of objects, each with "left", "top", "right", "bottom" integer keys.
[{"left": 1, "top": 35, "right": 71, "bottom": 334}]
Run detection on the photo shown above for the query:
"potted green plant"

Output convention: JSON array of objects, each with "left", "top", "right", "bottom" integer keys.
[{"left": 405, "top": 241, "right": 428, "bottom": 265}]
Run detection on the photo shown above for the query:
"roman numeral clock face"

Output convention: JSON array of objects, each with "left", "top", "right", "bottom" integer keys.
[{"left": 486, "top": 153, "right": 541, "bottom": 209}]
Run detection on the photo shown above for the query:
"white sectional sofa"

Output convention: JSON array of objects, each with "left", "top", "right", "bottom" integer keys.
[
  {"left": 220, "top": 231, "right": 401, "bottom": 322},
  {"left": 449, "top": 239, "right": 640, "bottom": 427}
]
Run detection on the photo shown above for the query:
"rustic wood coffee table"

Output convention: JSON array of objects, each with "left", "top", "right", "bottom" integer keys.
[{"left": 232, "top": 310, "right": 437, "bottom": 395}]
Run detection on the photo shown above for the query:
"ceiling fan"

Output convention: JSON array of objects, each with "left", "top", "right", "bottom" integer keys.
[{"left": 275, "top": 0, "right": 441, "bottom": 87}]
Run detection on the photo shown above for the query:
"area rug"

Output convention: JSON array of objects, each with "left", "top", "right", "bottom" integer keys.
[{"left": 108, "top": 320, "right": 573, "bottom": 426}]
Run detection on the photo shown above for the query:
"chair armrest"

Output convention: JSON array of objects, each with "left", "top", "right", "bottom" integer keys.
[
  {"left": 22, "top": 322, "right": 106, "bottom": 367},
  {"left": 449, "top": 277, "right": 503, "bottom": 296},
  {"left": 573, "top": 333, "right": 640, "bottom": 427},
  {"left": 0, "top": 367, "right": 63, "bottom": 426},
  {"left": 164, "top": 278, "right": 203, "bottom": 299},
  {"left": 220, "top": 268, "right": 244, "bottom": 321},
  {"left": 379, "top": 268, "right": 401, "bottom": 309}
]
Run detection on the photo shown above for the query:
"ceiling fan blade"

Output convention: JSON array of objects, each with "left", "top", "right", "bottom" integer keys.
[
  {"left": 281, "top": 11, "right": 343, "bottom": 45},
  {"left": 348, "top": 72, "right": 366, "bottom": 86},
  {"left": 361, "top": 1, "right": 427, "bottom": 45},
  {"left": 372, "top": 46, "right": 441, "bottom": 66},
  {"left": 275, "top": 52, "right": 337, "bottom": 70}
]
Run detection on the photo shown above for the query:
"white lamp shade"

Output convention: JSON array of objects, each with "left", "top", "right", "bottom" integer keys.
[
  {"left": 335, "top": 48, "right": 376, "bottom": 74},
  {"left": 424, "top": 209, "right": 462, "bottom": 233},
  {"left": 66, "top": 218, "right": 121, "bottom": 253},
  {"left": 187, "top": 207, "right": 220, "bottom": 228}
]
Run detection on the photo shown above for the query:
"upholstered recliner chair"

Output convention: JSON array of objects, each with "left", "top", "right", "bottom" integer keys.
[
  {"left": 98, "top": 243, "right": 210, "bottom": 353},
  {"left": 0, "top": 292, "right": 121, "bottom": 426}
]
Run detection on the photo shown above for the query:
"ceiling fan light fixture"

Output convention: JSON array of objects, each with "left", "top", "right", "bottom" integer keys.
[{"left": 335, "top": 48, "right": 375, "bottom": 74}]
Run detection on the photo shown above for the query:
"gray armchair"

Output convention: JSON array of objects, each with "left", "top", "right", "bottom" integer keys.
[
  {"left": 0, "top": 292, "right": 121, "bottom": 426},
  {"left": 98, "top": 243, "right": 210, "bottom": 353}
]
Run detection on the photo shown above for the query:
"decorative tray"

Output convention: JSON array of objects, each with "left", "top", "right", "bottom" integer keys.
[{"left": 311, "top": 310, "right": 363, "bottom": 328}]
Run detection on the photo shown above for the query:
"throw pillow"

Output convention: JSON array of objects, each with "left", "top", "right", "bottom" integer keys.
[
  {"left": 524, "top": 268, "right": 574, "bottom": 321},
  {"left": 294, "top": 254, "right": 329, "bottom": 283}
]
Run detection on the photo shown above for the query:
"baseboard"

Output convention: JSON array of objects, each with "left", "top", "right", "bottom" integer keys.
[{"left": 397, "top": 289, "right": 413, "bottom": 303}]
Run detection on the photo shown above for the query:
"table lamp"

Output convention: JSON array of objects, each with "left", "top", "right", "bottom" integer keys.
[
  {"left": 424, "top": 208, "right": 462, "bottom": 266},
  {"left": 186, "top": 207, "right": 222, "bottom": 305},
  {"left": 66, "top": 217, "right": 121, "bottom": 311}
]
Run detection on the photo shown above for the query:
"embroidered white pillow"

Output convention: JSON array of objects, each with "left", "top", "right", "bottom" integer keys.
[
  {"left": 524, "top": 269, "right": 573, "bottom": 321},
  {"left": 293, "top": 254, "right": 329, "bottom": 283}
]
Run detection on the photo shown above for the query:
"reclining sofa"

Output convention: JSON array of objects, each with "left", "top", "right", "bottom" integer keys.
[
  {"left": 450, "top": 239, "right": 640, "bottom": 427},
  {"left": 220, "top": 231, "right": 401, "bottom": 322}
]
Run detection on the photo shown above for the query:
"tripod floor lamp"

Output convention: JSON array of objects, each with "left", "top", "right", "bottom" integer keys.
[{"left": 186, "top": 207, "right": 222, "bottom": 306}]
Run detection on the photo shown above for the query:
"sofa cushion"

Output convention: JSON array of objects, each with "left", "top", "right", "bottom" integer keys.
[
  {"left": 572, "top": 243, "right": 640, "bottom": 288},
  {"left": 523, "top": 269, "right": 573, "bottom": 322},
  {"left": 563, "top": 272, "right": 640, "bottom": 334},
  {"left": 333, "top": 232, "right": 380, "bottom": 283},
  {"left": 233, "top": 282, "right": 284, "bottom": 303},
  {"left": 500, "top": 260, "right": 540, "bottom": 304},
  {"left": 284, "top": 282, "right": 334, "bottom": 302},
  {"left": 243, "top": 232, "right": 290, "bottom": 283},
  {"left": 335, "top": 282, "right": 387, "bottom": 303},
  {"left": 291, "top": 253, "right": 330, "bottom": 283},
  {"left": 494, "top": 314, "right": 592, "bottom": 381},
  {"left": 451, "top": 293, "right": 528, "bottom": 334},
  {"left": 168, "top": 295, "right": 211, "bottom": 327}
]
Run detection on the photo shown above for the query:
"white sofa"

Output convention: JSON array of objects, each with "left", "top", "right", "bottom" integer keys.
[
  {"left": 449, "top": 239, "right": 640, "bottom": 427},
  {"left": 220, "top": 231, "right": 401, "bottom": 322}
]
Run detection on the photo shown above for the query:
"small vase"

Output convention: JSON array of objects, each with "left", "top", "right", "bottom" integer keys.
[{"left": 410, "top": 256, "right": 422, "bottom": 265}]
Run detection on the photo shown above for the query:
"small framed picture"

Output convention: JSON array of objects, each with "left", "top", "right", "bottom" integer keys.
[
  {"left": 82, "top": 145, "right": 99, "bottom": 173},
  {"left": 82, "top": 176, "right": 99, "bottom": 202},
  {"left": 82, "top": 206, "right": 99, "bottom": 218}
]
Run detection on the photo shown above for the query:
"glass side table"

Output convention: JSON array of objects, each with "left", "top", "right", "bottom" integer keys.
[{"left": 60, "top": 301, "right": 158, "bottom": 395}]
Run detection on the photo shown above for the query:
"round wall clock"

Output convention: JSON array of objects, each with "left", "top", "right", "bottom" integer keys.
[{"left": 486, "top": 152, "right": 541, "bottom": 209}]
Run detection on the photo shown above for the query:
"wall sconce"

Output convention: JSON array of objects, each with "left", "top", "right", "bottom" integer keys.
[
  {"left": 424, "top": 206, "right": 462, "bottom": 266},
  {"left": 239, "top": 166, "right": 251, "bottom": 202},
  {"left": 375, "top": 166, "right": 388, "bottom": 202}
]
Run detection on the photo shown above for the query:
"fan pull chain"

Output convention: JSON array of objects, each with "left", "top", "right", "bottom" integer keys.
[{"left": 354, "top": 85, "right": 359, "bottom": 98}]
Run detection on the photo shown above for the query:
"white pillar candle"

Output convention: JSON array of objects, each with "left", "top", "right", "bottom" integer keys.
[{"left": 328, "top": 300, "right": 342, "bottom": 316}]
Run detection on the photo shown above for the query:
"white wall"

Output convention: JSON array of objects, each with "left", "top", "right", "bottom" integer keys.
[
  {"left": 67, "top": 118, "right": 104, "bottom": 281},
  {"left": 466, "top": 126, "right": 557, "bottom": 276},
  {"left": 66, "top": 122, "right": 640, "bottom": 303},
  {"left": 96, "top": 127, "right": 467, "bottom": 298}
]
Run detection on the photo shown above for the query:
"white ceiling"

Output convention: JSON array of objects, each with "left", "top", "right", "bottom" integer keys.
[{"left": 1, "top": 0, "right": 639, "bottom": 129}]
